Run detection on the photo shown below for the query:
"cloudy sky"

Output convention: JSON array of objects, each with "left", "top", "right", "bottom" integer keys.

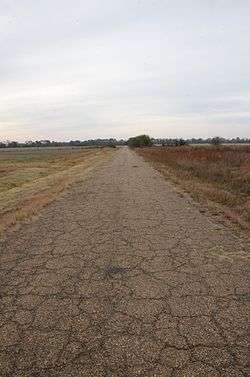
[{"left": 0, "top": 0, "right": 249, "bottom": 141}]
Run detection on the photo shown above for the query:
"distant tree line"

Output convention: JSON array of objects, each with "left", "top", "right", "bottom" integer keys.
[
  {"left": 0, "top": 139, "right": 127, "bottom": 148},
  {"left": 151, "top": 137, "right": 250, "bottom": 146},
  {"left": 0, "top": 136, "right": 249, "bottom": 149}
]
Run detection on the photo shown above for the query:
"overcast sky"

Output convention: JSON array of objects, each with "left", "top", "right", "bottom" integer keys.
[{"left": 0, "top": 0, "right": 249, "bottom": 141}]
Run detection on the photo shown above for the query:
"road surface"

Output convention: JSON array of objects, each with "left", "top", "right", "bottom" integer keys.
[{"left": 0, "top": 148, "right": 249, "bottom": 376}]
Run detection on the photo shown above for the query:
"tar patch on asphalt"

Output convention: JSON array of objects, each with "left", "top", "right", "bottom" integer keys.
[{"left": 103, "top": 265, "right": 129, "bottom": 279}]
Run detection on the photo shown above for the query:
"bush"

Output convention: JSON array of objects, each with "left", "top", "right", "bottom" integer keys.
[
  {"left": 107, "top": 143, "right": 116, "bottom": 148},
  {"left": 128, "top": 135, "right": 152, "bottom": 148}
]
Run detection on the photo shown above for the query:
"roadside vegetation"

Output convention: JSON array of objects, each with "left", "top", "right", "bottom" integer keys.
[
  {"left": 0, "top": 147, "right": 115, "bottom": 236},
  {"left": 137, "top": 145, "right": 250, "bottom": 232}
]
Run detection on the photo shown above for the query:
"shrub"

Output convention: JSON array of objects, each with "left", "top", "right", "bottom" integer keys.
[{"left": 107, "top": 143, "right": 116, "bottom": 148}]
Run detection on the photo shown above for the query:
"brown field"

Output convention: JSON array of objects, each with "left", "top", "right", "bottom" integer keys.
[
  {"left": 137, "top": 145, "right": 250, "bottom": 232},
  {"left": 0, "top": 147, "right": 115, "bottom": 236}
]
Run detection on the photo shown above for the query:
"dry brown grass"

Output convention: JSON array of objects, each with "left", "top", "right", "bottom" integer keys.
[
  {"left": 137, "top": 145, "right": 250, "bottom": 233},
  {"left": 0, "top": 147, "right": 115, "bottom": 236}
]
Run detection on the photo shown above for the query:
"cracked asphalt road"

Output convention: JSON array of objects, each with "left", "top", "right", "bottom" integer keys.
[{"left": 0, "top": 147, "right": 249, "bottom": 377}]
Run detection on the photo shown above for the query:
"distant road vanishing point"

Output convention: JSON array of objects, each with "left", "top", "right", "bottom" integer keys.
[{"left": 0, "top": 147, "right": 249, "bottom": 376}]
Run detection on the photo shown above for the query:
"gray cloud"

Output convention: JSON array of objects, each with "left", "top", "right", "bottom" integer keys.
[{"left": 0, "top": 0, "right": 250, "bottom": 140}]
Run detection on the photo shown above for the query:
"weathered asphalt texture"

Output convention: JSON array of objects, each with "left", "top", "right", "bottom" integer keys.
[{"left": 0, "top": 148, "right": 249, "bottom": 377}]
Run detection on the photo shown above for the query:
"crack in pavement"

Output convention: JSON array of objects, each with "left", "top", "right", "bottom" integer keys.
[{"left": 0, "top": 148, "right": 249, "bottom": 376}]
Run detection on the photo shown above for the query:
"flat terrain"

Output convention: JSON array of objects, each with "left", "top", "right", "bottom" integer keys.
[
  {"left": 0, "top": 148, "right": 249, "bottom": 376},
  {"left": 137, "top": 146, "right": 250, "bottom": 232},
  {"left": 0, "top": 147, "right": 114, "bottom": 236}
]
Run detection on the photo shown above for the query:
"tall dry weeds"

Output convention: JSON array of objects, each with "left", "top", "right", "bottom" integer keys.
[{"left": 137, "top": 146, "right": 250, "bottom": 231}]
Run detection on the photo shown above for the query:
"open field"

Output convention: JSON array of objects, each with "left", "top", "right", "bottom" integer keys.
[
  {"left": 137, "top": 145, "right": 250, "bottom": 232},
  {"left": 0, "top": 146, "right": 115, "bottom": 236}
]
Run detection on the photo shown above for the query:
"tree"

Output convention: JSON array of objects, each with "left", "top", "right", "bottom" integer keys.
[
  {"left": 174, "top": 138, "right": 187, "bottom": 147},
  {"left": 211, "top": 136, "right": 222, "bottom": 146},
  {"left": 8, "top": 141, "right": 18, "bottom": 148},
  {"left": 128, "top": 135, "right": 152, "bottom": 148}
]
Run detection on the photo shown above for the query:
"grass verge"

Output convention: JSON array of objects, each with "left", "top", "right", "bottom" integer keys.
[
  {"left": 137, "top": 146, "right": 250, "bottom": 234},
  {"left": 0, "top": 147, "right": 115, "bottom": 236}
]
